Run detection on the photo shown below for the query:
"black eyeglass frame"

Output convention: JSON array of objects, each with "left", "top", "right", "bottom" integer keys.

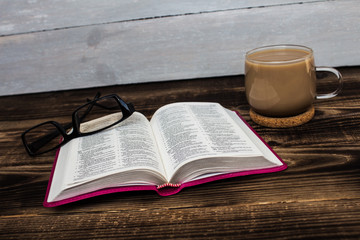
[{"left": 22, "top": 94, "right": 135, "bottom": 156}]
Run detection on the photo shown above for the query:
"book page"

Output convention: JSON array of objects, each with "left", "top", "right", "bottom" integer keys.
[
  {"left": 57, "top": 112, "right": 166, "bottom": 189},
  {"left": 225, "top": 109, "right": 284, "bottom": 166},
  {"left": 150, "top": 102, "right": 263, "bottom": 178}
]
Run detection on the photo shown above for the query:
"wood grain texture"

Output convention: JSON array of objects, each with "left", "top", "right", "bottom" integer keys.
[
  {"left": 1, "top": 0, "right": 360, "bottom": 96},
  {"left": 0, "top": 67, "right": 359, "bottom": 239},
  {"left": 0, "top": 0, "right": 325, "bottom": 36}
]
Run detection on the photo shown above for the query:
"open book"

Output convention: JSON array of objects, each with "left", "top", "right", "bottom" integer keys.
[{"left": 44, "top": 102, "right": 287, "bottom": 207}]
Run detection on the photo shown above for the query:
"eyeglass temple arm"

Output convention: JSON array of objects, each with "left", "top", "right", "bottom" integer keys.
[
  {"left": 85, "top": 94, "right": 122, "bottom": 111},
  {"left": 27, "top": 93, "right": 102, "bottom": 154}
]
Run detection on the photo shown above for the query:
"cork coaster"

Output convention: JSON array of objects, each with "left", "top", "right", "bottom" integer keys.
[{"left": 249, "top": 105, "right": 315, "bottom": 128}]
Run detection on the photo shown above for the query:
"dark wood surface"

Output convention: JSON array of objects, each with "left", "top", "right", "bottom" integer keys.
[{"left": 1, "top": 67, "right": 359, "bottom": 239}]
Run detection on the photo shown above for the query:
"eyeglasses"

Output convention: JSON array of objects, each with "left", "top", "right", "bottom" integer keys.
[{"left": 21, "top": 93, "right": 135, "bottom": 156}]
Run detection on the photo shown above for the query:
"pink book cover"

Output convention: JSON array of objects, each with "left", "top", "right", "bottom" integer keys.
[{"left": 43, "top": 111, "right": 287, "bottom": 207}]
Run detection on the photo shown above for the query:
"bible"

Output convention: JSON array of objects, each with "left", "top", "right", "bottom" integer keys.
[{"left": 44, "top": 102, "right": 287, "bottom": 207}]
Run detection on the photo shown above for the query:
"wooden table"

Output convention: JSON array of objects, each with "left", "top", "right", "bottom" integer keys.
[{"left": 1, "top": 67, "right": 359, "bottom": 239}]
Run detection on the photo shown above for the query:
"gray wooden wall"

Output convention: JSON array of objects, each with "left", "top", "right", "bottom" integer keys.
[{"left": 1, "top": 0, "right": 359, "bottom": 96}]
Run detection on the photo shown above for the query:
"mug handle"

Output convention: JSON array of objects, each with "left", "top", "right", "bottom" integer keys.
[{"left": 316, "top": 67, "right": 343, "bottom": 99}]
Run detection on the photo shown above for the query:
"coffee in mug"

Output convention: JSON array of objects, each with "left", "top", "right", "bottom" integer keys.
[{"left": 245, "top": 44, "right": 342, "bottom": 127}]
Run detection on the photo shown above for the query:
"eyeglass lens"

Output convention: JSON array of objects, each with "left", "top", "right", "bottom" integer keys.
[
  {"left": 24, "top": 122, "right": 63, "bottom": 155},
  {"left": 76, "top": 96, "right": 125, "bottom": 133}
]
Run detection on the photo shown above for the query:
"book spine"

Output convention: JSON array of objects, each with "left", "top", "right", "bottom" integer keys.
[{"left": 157, "top": 183, "right": 181, "bottom": 189}]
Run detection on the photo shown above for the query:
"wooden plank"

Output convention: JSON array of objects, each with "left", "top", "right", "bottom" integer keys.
[
  {"left": 1, "top": 199, "right": 359, "bottom": 238},
  {"left": 0, "top": 67, "right": 359, "bottom": 239},
  {"left": 0, "top": 0, "right": 359, "bottom": 96},
  {"left": 0, "top": 0, "right": 321, "bottom": 36}
]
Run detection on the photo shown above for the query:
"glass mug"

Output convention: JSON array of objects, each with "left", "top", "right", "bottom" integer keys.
[{"left": 245, "top": 44, "right": 343, "bottom": 125}]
